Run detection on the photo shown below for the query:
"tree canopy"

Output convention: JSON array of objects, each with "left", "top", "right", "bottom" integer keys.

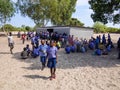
[
  {"left": 89, "top": 0, "right": 120, "bottom": 24},
  {"left": 17, "top": 0, "right": 77, "bottom": 26},
  {"left": 0, "top": 0, "right": 15, "bottom": 24},
  {"left": 68, "top": 18, "right": 84, "bottom": 27}
]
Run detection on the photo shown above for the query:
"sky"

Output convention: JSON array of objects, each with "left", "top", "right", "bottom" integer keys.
[{"left": 6, "top": 0, "right": 120, "bottom": 28}]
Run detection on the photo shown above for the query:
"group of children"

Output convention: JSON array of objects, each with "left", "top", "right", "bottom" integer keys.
[
  {"left": 21, "top": 39, "right": 58, "bottom": 80},
  {"left": 7, "top": 31, "right": 120, "bottom": 81},
  {"left": 65, "top": 34, "right": 115, "bottom": 56}
]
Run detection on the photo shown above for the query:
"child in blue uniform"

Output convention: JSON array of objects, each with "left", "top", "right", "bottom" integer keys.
[
  {"left": 39, "top": 40, "right": 48, "bottom": 70},
  {"left": 47, "top": 41, "right": 58, "bottom": 80},
  {"left": 65, "top": 45, "right": 71, "bottom": 54},
  {"left": 31, "top": 46, "right": 39, "bottom": 58}
]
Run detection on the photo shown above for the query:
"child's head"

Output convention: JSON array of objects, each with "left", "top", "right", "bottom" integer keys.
[
  {"left": 9, "top": 32, "right": 12, "bottom": 36},
  {"left": 23, "top": 47, "right": 26, "bottom": 51},
  {"left": 41, "top": 40, "right": 45, "bottom": 45},
  {"left": 26, "top": 44, "right": 29, "bottom": 47},
  {"left": 50, "top": 41, "right": 54, "bottom": 47}
]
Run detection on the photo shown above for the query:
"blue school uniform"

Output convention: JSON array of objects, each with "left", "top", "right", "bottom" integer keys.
[
  {"left": 32, "top": 48, "right": 39, "bottom": 58},
  {"left": 39, "top": 44, "right": 48, "bottom": 64},
  {"left": 95, "top": 49, "right": 102, "bottom": 56},
  {"left": 107, "top": 45, "right": 111, "bottom": 52},
  {"left": 70, "top": 45, "right": 76, "bottom": 52},
  {"left": 81, "top": 46, "right": 85, "bottom": 53},
  {"left": 47, "top": 46, "right": 58, "bottom": 68},
  {"left": 65, "top": 46, "right": 71, "bottom": 54},
  {"left": 89, "top": 42, "right": 95, "bottom": 49}
]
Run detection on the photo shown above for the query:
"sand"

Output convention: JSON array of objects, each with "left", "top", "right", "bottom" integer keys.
[{"left": 0, "top": 33, "right": 120, "bottom": 90}]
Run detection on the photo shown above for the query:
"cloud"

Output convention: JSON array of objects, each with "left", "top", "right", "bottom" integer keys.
[{"left": 76, "top": 0, "right": 89, "bottom": 6}]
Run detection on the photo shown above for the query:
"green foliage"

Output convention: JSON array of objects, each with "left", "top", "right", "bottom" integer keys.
[
  {"left": 107, "top": 27, "right": 120, "bottom": 33},
  {"left": 89, "top": 0, "right": 120, "bottom": 24},
  {"left": 68, "top": 18, "right": 84, "bottom": 26},
  {"left": 17, "top": 0, "right": 77, "bottom": 26},
  {"left": 93, "top": 22, "right": 107, "bottom": 33},
  {"left": 0, "top": 0, "right": 15, "bottom": 24},
  {"left": 0, "top": 24, "right": 33, "bottom": 32},
  {"left": 93, "top": 22, "right": 120, "bottom": 33},
  {"left": 25, "top": 26, "right": 31, "bottom": 31}
]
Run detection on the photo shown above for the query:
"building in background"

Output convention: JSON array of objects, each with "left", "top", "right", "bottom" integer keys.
[{"left": 36, "top": 26, "right": 94, "bottom": 40}]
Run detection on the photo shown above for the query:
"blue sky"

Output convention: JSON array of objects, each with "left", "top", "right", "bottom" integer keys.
[{"left": 7, "top": 0, "right": 120, "bottom": 28}]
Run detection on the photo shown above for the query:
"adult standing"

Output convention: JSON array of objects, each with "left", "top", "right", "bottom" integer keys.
[
  {"left": 8, "top": 32, "right": 14, "bottom": 54},
  {"left": 47, "top": 41, "right": 58, "bottom": 80}
]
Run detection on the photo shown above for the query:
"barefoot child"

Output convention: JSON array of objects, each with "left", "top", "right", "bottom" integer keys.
[{"left": 47, "top": 41, "right": 58, "bottom": 80}]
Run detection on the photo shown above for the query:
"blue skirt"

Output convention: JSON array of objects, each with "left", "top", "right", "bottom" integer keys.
[{"left": 47, "top": 58, "right": 57, "bottom": 68}]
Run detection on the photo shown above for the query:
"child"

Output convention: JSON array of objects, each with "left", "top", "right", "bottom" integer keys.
[
  {"left": 21, "top": 48, "right": 28, "bottom": 59},
  {"left": 25, "top": 44, "right": 31, "bottom": 56},
  {"left": 89, "top": 41, "right": 95, "bottom": 50},
  {"left": 47, "top": 41, "right": 58, "bottom": 80},
  {"left": 31, "top": 46, "right": 39, "bottom": 58},
  {"left": 95, "top": 48, "right": 102, "bottom": 56},
  {"left": 21, "top": 33, "right": 26, "bottom": 44},
  {"left": 39, "top": 40, "right": 48, "bottom": 70},
  {"left": 70, "top": 44, "right": 76, "bottom": 53},
  {"left": 56, "top": 41, "right": 61, "bottom": 50},
  {"left": 80, "top": 45, "right": 86, "bottom": 53},
  {"left": 8, "top": 32, "right": 14, "bottom": 54},
  {"left": 65, "top": 45, "right": 71, "bottom": 54}
]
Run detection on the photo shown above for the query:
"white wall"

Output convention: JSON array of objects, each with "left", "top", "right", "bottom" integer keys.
[
  {"left": 70, "top": 27, "right": 93, "bottom": 40},
  {"left": 54, "top": 27, "right": 70, "bottom": 35}
]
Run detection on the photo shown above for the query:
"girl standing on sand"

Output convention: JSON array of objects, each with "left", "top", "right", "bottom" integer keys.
[
  {"left": 8, "top": 32, "right": 14, "bottom": 54},
  {"left": 47, "top": 41, "right": 58, "bottom": 80}
]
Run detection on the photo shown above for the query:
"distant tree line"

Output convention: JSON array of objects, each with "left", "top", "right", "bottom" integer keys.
[
  {"left": 0, "top": 0, "right": 120, "bottom": 33},
  {"left": 93, "top": 22, "right": 120, "bottom": 33}
]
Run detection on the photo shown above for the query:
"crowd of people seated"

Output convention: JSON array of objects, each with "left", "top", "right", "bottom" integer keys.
[
  {"left": 18, "top": 31, "right": 120, "bottom": 59},
  {"left": 65, "top": 34, "right": 115, "bottom": 56}
]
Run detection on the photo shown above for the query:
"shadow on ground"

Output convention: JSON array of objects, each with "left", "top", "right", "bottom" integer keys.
[
  {"left": 0, "top": 52, "right": 11, "bottom": 54},
  {"left": 23, "top": 75, "right": 49, "bottom": 80},
  {"left": 12, "top": 48, "right": 120, "bottom": 70}
]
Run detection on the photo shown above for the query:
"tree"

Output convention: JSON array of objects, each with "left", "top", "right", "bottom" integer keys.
[
  {"left": 0, "top": 24, "right": 15, "bottom": 32},
  {"left": 25, "top": 26, "right": 31, "bottom": 31},
  {"left": 0, "top": 0, "right": 15, "bottom": 33},
  {"left": 51, "top": 0, "right": 77, "bottom": 25},
  {"left": 68, "top": 18, "right": 84, "bottom": 27},
  {"left": 89, "top": 0, "right": 120, "bottom": 24},
  {"left": 17, "top": 0, "right": 77, "bottom": 26},
  {"left": 93, "top": 22, "right": 107, "bottom": 33}
]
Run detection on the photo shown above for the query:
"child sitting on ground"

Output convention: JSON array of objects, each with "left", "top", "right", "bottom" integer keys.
[
  {"left": 31, "top": 46, "right": 39, "bottom": 58},
  {"left": 94, "top": 48, "right": 102, "bottom": 56},
  {"left": 80, "top": 45, "right": 86, "bottom": 53},
  {"left": 21, "top": 47, "right": 28, "bottom": 59},
  {"left": 89, "top": 41, "right": 95, "bottom": 50},
  {"left": 25, "top": 44, "right": 31, "bottom": 56},
  {"left": 65, "top": 45, "right": 71, "bottom": 54},
  {"left": 70, "top": 44, "right": 76, "bottom": 53}
]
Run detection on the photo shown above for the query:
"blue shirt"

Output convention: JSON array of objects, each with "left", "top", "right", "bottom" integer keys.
[
  {"left": 47, "top": 46, "right": 58, "bottom": 59},
  {"left": 39, "top": 44, "right": 48, "bottom": 56}
]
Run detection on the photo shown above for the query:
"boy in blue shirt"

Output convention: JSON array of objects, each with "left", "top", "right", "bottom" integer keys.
[{"left": 39, "top": 40, "right": 48, "bottom": 70}]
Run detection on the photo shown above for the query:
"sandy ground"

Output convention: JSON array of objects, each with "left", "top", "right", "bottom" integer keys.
[{"left": 0, "top": 33, "right": 120, "bottom": 90}]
